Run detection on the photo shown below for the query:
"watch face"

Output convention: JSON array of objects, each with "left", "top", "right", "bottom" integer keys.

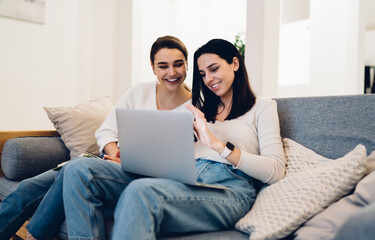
[{"left": 226, "top": 142, "right": 235, "bottom": 151}]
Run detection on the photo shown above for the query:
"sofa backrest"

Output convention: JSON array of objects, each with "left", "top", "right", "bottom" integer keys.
[{"left": 275, "top": 94, "right": 375, "bottom": 159}]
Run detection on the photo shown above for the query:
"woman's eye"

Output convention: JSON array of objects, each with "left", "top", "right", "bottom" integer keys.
[
  {"left": 211, "top": 67, "right": 219, "bottom": 72},
  {"left": 174, "top": 63, "right": 184, "bottom": 68},
  {"left": 158, "top": 66, "right": 168, "bottom": 69},
  {"left": 200, "top": 73, "right": 206, "bottom": 77}
]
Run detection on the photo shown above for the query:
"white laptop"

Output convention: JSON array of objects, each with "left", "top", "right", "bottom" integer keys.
[{"left": 115, "top": 108, "right": 229, "bottom": 190}]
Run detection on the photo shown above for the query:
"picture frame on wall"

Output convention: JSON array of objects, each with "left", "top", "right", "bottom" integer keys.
[{"left": 0, "top": 0, "right": 45, "bottom": 24}]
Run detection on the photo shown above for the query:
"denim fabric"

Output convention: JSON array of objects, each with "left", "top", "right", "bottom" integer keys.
[
  {"left": 112, "top": 160, "right": 256, "bottom": 240},
  {"left": 63, "top": 158, "right": 139, "bottom": 240},
  {"left": 26, "top": 167, "right": 66, "bottom": 240},
  {"left": 0, "top": 177, "right": 19, "bottom": 200},
  {"left": 63, "top": 158, "right": 256, "bottom": 240},
  {"left": 0, "top": 169, "right": 57, "bottom": 239}
]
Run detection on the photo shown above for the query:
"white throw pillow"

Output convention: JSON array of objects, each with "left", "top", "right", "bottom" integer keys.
[
  {"left": 235, "top": 138, "right": 367, "bottom": 240},
  {"left": 44, "top": 97, "right": 112, "bottom": 158}
]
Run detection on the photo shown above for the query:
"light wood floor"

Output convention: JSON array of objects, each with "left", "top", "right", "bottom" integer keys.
[
  {"left": 10, "top": 220, "right": 59, "bottom": 240},
  {"left": 11, "top": 220, "right": 28, "bottom": 240}
]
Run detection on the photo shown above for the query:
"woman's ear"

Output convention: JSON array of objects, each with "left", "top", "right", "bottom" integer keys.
[{"left": 233, "top": 57, "right": 240, "bottom": 72}]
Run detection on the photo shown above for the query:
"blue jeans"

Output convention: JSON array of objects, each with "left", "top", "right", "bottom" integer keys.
[
  {"left": 25, "top": 157, "right": 89, "bottom": 239},
  {"left": 0, "top": 169, "right": 57, "bottom": 239},
  {"left": 26, "top": 167, "right": 66, "bottom": 239},
  {"left": 63, "top": 158, "right": 257, "bottom": 240}
]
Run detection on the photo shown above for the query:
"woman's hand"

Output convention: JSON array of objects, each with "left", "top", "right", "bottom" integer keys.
[
  {"left": 186, "top": 104, "right": 241, "bottom": 166},
  {"left": 185, "top": 104, "right": 224, "bottom": 152},
  {"left": 103, "top": 142, "right": 121, "bottom": 164},
  {"left": 103, "top": 150, "right": 121, "bottom": 164}
]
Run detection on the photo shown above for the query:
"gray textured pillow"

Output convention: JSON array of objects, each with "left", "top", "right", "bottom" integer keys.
[
  {"left": 1, "top": 137, "right": 70, "bottom": 181},
  {"left": 294, "top": 151, "right": 375, "bottom": 240},
  {"left": 235, "top": 138, "right": 367, "bottom": 240},
  {"left": 44, "top": 97, "right": 112, "bottom": 158}
]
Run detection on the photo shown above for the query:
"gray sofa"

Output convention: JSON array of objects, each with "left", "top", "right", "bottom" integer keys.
[{"left": 1, "top": 94, "right": 374, "bottom": 240}]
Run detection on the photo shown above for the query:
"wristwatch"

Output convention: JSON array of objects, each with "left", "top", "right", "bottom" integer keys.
[{"left": 220, "top": 142, "right": 235, "bottom": 158}]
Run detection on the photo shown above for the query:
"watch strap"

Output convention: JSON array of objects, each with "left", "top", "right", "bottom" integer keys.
[{"left": 220, "top": 142, "right": 235, "bottom": 158}]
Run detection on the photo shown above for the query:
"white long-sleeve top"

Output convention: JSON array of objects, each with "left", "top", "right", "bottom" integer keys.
[
  {"left": 194, "top": 98, "right": 286, "bottom": 184},
  {"left": 95, "top": 81, "right": 189, "bottom": 153},
  {"left": 96, "top": 82, "right": 285, "bottom": 184}
]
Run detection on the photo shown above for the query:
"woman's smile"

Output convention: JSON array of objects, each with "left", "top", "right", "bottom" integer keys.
[{"left": 210, "top": 80, "right": 222, "bottom": 90}]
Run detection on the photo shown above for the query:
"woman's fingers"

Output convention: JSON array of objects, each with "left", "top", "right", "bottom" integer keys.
[
  {"left": 103, "top": 155, "right": 121, "bottom": 164},
  {"left": 107, "top": 158, "right": 121, "bottom": 164},
  {"left": 185, "top": 104, "right": 197, "bottom": 113},
  {"left": 186, "top": 104, "right": 217, "bottom": 147},
  {"left": 185, "top": 104, "right": 204, "bottom": 119},
  {"left": 186, "top": 105, "right": 207, "bottom": 125}
]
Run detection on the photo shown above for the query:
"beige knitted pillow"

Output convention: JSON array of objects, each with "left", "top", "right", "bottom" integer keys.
[{"left": 235, "top": 138, "right": 367, "bottom": 240}]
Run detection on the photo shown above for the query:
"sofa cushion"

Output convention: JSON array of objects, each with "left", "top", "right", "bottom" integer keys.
[
  {"left": 1, "top": 136, "right": 70, "bottom": 181},
  {"left": 333, "top": 201, "right": 375, "bottom": 240},
  {"left": 235, "top": 138, "right": 367, "bottom": 240},
  {"left": 294, "top": 167, "right": 375, "bottom": 240},
  {"left": 0, "top": 177, "right": 20, "bottom": 200},
  {"left": 44, "top": 97, "right": 112, "bottom": 158}
]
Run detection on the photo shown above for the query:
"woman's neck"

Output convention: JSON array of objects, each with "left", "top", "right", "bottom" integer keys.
[
  {"left": 156, "top": 83, "right": 191, "bottom": 110},
  {"left": 215, "top": 89, "right": 233, "bottom": 121}
]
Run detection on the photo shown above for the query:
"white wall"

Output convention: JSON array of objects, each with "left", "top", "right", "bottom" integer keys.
[
  {"left": 245, "top": 0, "right": 280, "bottom": 97},
  {"left": 278, "top": 20, "right": 310, "bottom": 86},
  {"left": 132, "top": 0, "right": 247, "bottom": 89},
  {"left": 1, "top": 0, "right": 373, "bottom": 130},
  {"left": 253, "top": 0, "right": 367, "bottom": 98},
  {"left": 308, "top": 0, "right": 365, "bottom": 96},
  {"left": 281, "top": 0, "right": 309, "bottom": 24},
  {"left": 0, "top": 0, "right": 246, "bottom": 130},
  {"left": 0, "top": 0, "right": 132, "bottom": 130},
  {"left": 365, "top": 30, "right": 375, "bottom": 65}
]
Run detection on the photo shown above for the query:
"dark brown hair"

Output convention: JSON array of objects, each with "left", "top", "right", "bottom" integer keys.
[{"left": 192, "top": 39, "right": 256, "bottom": 122}]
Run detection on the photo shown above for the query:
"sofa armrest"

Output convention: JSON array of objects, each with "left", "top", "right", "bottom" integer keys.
[{"left": 0, "top": 131, "right": 61, "bottom": 178}]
